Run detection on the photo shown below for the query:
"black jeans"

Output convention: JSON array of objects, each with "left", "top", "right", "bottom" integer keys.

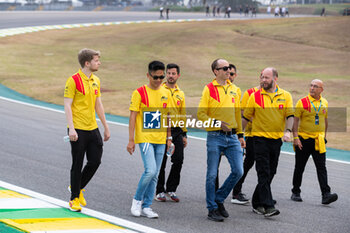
[
  {"left": 292, "top": 137, "right": 331, "bottom": 195},
  {"left": 252, "top": 136, "right": 282, "bottom": 209},
  {"left": 156, "top": 127, "right": 184, "bottom": 194},
  {"left": 69, "top": 128, "right": 103, "bottom": 200},
  {"left": 232, "top": 137, "right": 255, "bottom": 196}
]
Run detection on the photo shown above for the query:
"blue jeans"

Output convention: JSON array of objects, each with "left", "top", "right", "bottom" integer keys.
[
  {"left": 134, "top": 143, "right": 166, "bottom": 208},
  {"left": 206, "top": 131, "right": 243, "bottom": 210}
]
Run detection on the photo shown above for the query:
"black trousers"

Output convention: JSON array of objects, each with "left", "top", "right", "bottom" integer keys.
[
  {"left": 252, "top": 136, "right": 282, "bottom": 209},
  {"left": 292, "top": 137, "right": 331, "bottom": 195},
  {"left": 70, "top": 128, "right": 103, "bottom": 200},
  {"left": 156, "top": 127, "right": 184, "bottom": 194},
  {"left": 232, "top": 137, "right": 255, "bottom": 196}
]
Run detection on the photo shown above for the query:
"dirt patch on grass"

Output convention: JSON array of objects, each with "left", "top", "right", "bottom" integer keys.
[{"left": 0, "top": 17, "right": 349, "bottom": 149}]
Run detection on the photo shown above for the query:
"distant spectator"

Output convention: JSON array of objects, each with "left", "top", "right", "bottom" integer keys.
[
  {"left": 267, "top": 5, "right": 271, "bottom": 15},
  {"left": 282, "top": 7, "right": 286, "bottom": 17},
  {"left": 245, "top": 5, "right": 249, "bottom": 16},
  {"left": 166, "top": 7, "right": 170, "bottom": 20},
  {"left": 252, "top": 7, "right": 257, "bottom": 17},
  {"left": 285, "top": 7, "right": 289, "bottom": 17},
  {"left": 227, "top": 6, "right": 231, "bottom": 18},
  {"left": 320, "top": 7, "right": 325, "bottom": 17},
  {"left": 160, "top": 7, "right": 164, "bottom": 19},
  {"left": 279, "top": 7, "right": 283, "bottom": 17},
  {"left": 217, "top": 6, "right": 220, "bottom": 17},
  {"left": 274, "top": 6, "right": 280, "bottom": 17},
  {"left": 213, "top": 5, "right": 216, "bottom": 17},
  {"left": 206, "top": 5, "right": 210, "bottom": 17},
  {"left": 239, "top": 5, "right": 243, "bottom": 15}
]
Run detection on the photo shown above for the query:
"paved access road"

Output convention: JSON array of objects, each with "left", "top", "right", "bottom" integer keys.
[{"left": 0, "top": 98, "right": 349, "bottom": 233}]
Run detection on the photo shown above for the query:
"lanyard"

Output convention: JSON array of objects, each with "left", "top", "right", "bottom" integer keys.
[{"left": 310, "top": 99, "right": 322, "bottom": 116}]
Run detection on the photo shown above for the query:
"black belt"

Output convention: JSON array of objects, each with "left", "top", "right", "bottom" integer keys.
[{"left": 216, "top": 129, "right": 237, "bottom": 135}]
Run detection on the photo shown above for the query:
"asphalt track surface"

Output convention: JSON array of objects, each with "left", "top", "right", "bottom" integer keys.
[
  {"left": 0, "top": 11, "right": 314, "bottom": 29},
  {"left": 0, "top": 11, "right": 349, "bottom": 233}
]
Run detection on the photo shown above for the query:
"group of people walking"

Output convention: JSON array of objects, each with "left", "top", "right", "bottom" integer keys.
[
  {"left": 63, "top": 49, "right": 338, "bottom": 222},
  {"left": 206, "top": 5, "right": 232, "bottom": 18}
]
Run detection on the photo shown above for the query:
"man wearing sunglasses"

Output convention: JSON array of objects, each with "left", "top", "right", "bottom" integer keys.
[
  {"left": 127, "top": 60, "right": 172, "bottom": 219},
  {"left": 215, "top": 64, "right": 242, "bottom": 189},
  {"left": 198, "top": 58, "right": 245, "bottom": 222},
  {"left": 155, "top": 63, "right": 188, "bottom": 203}
]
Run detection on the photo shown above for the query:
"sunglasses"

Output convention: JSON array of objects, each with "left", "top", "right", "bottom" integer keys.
[
  {"left": 216, "top": 66, "right": 230, "bottom": 71},
  {"left": 230, "top": 72, "right": 236, "bottom": 76},
  {"left": 150, "top": 74, "right": 165, "bottom": 80}
]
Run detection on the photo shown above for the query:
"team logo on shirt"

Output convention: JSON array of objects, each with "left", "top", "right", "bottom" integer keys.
[
  {"left": 277, "top": 98, "right": 285, "bottom": 102},
  {"left": 279, "top": 104, "right": 284, "bottom": 109},
  {"left": 161, "top": 96, "right": 168, "bottom": 101},
  {"left": 143, "top": 110, "right": 161, "bottom": 129},
  {"left": 229, "top": 91, "right": 236, "bottom": 97},
  {"left": 176, "top": 95, "right": 183, "bottom": 101}
]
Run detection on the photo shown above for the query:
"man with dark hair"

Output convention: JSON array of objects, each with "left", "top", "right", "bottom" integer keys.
[
  {"left": 243, "top": 67, "right": 293, "bottom": 217},
  {"left": 64, "top": 48, "right": 110, "bottom": 212},
  {"left": 155, "top": 63, "right": 187, "bottom": 203},
  {"left": 198, "top": 58, "right": 244, "bottom": 222},
  {"left": 127, "top": 60, "right": 172, "bottom": 219},
  {"left": 291, "top": 79, "right": 338, "bottom": 205}
]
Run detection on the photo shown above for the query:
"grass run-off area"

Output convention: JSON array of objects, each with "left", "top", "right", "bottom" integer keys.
[{"left": 0, "top": 16, "right": 349, "bottom": 150}]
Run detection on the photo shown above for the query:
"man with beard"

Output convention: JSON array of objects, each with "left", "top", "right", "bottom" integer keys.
[
  {"left": 64, "top": 48, "right": 110, "bottom": 212},
  {"left": 155, "top": 63, "right": 188, "bottom": 203},
  {"left": 243, "top": 67, "right": 293, "bottom": 217}
]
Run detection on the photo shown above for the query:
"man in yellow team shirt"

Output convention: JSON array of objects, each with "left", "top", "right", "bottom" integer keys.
[
  {"left": 291, "top": 79, "right": 338, "bottom": 205},
  {"left": 155, "top": 63, "right": 188, "bottom": 203},
  {"left": 198, "top": 58, "right": 245, "bottom": 222},
  {"left": 64, "top": 48, "right": 110, "bottom": 212},
  {"left": 215, "top": 63, "right": 244, "bottom": 194},
  {"left": 127, "top": 61, "right": 172, "bottom": 219},
  {"left": 243, "top": 67, "right": 293, "bottom": 217}
]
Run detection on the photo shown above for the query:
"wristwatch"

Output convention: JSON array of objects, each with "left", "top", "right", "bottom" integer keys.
[{"left": 167, "top": 136, "right": 173, "bottom": 140}]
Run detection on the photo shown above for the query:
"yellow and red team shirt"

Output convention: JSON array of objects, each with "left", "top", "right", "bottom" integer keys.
[
  {"left": 232, "top": 84, "right": 242, "bottom": 103},
  {"left": 198, "top": 79, "right": 242, "bottom": 133},
  {"left": 241, "top": 87, "right": 259, "bottom": 137},
  {"left": 64, "top": 69, "right": 101, "bottom": 131},
  {"left": 243, "top": 86, "right": 293, "bottom": 139},
  {"left": 162, "top": 83, "right": 187, "bottom": 133},
  {"left": 295, "top": 94, "right": 328, "bottom": 140},
  {"left": 129, "top": 85, "right": 169, "bottom": 144}
]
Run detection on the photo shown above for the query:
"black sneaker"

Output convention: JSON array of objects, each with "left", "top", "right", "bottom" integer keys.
[
  {"left": 322, "top": 193, "right": 338, "bottom": 205},
  {"left": 252, "top": 206, "right": 266, "bottom": 215},
  {"left": 264, "top": 207, "right": 280, "bottom": 217},
  {"left": 208, "top": 209, "right": 224, "bottom": 222},
  {"left": 231, "top": 193, "right": 249, "bottom": 205},
  {"left": 291, "top": 193, "right": 303, "bottom": 202},
  {"left": 216, "top": 202, "right": 229, "bottom": 218}
]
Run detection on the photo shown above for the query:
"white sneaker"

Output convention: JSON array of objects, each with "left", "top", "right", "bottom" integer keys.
[
  {"left": 141, "top": 207, "right": 159, "bottom": 218},
  {"left": 131, "top": 199, "right": 142, "bottom": 217}
]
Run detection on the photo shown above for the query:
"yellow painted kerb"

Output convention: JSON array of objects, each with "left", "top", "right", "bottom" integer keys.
[{"left": 0, "top": 190, "right": 30, "bottom": 199}]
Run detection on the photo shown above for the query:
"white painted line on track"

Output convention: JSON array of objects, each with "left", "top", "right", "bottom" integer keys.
[
  {"left": 0, "top": 96, "right": 348, "bottom": 165},
  {"left": 0, "top": 180, "right": 165, "bottom": 233}
]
